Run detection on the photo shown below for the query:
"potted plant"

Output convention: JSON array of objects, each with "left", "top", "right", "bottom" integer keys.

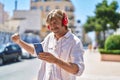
[{"left": 99, "top": 35, "right": 120, "bottom": 61}]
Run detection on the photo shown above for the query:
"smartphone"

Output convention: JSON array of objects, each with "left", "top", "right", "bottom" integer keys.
[{"left": 33, "top": 43, "right": 43, "bottom": 55}]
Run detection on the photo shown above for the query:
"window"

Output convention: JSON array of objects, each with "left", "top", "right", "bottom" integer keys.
[
  {"left": 31, "top": 6, "right": 37, "bottom": 10},
  {"left": 46, "top": 6, "right": 50, "bottom": 12},
  {"left": 32, "top": 0, "right": 38, "bottom": 2},
  {"left": 6, "top": 46, "right": 12, "bottom": 51},
  {"left": 65, "top": 6, "right": 70, "bottom": 11},
  {"left": 55, "top": 6, "right": 60, "bottom": 9},
  {"left": 54, "top": 0, "right": 62, "bottom": 1},
  {"left": 40, "top": 6, "right": 43, "bottom": 11},
  {"left": 69, "top": 15, "right": 74, "bottom": 20},
  {"left": 70, "top": 7, "right": 74, "bottom": 12},
  {"left": 11, "top": 46, "right": 17, "bottom": 51}
]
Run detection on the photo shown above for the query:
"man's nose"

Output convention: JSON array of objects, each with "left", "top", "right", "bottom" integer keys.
[{"left": 51, "top": 23, "right": 56, "bottom": 27}]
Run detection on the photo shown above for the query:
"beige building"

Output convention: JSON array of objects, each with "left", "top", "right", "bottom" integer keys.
[
  {"left": 0, "top": 2, "right": 10, "bottom": 33},
  {"left": 0, "top": 3, "right": 4, "bottom": 24},
  {"left": 30, "top": 0, "right": 75, "bottom": 38},
  {"left": 0, "top": 2, "right": 9, "bottom": 24}
]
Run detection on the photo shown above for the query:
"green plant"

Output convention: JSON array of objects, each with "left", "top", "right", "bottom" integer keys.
[
  {"left": 99, "top": 49, "right": 120, "bottom": 55},
  {"left": 105, "top": 35, "right": 120, "bottom": 50}
]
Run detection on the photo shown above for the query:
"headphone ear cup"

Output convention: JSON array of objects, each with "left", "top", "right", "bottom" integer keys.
[
  {"left": 47, "top": 25, "right": 50, "bottom": 30},
  {"left": 62, "top": 13, "right": 68, "bottom": 26}
]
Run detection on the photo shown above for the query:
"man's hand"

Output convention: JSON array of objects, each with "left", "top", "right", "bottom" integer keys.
[
  {"left": 38, "top": 52, "right": 79, "bottom": 74},
  {"left": 11, "top": 33, "right": 21, "bottom": 44},
  {"left": 38, "top": 52, "right": 58, "bottom": 63}
]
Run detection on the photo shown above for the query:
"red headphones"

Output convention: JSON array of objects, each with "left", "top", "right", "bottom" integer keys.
[{"left": 47, "top": 13, "right": 68, "bottom": 30}]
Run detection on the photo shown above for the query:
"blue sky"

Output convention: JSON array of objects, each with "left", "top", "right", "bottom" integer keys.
[
  {"left": 0, "top": 0, "right": 120, "bottom": 24},
  {"left": 71, "top": 0, "right": 120, "bottom": 24}
]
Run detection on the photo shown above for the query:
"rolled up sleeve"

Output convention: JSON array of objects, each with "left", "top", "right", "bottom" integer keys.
[{"left": 70, "top": 41, "right": 85, "bottom": 76}]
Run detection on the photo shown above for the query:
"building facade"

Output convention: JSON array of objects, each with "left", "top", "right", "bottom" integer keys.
[
  {"left": 13, "top": 10, "right": 42, "bottom": 34},
  {"left": 30, "top": 0, "right": 75, "bottom": 38},
  {"left": 0, "top": 3, "right": 4, "bottom": 24},
  {"left": 0, "top": 2, "right": 9, "bottom": 24}
]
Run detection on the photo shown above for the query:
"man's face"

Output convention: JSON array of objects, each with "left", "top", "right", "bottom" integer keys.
[{"left": 49, "top": 18, "right": 65, "bottom": 34}]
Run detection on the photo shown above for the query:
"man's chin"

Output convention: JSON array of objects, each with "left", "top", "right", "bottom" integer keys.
[
  {"left": 53, "top": 31, "right": 59, "bottom": 34},
  {"left": 52, "top": 30, "right": 59, "bottom": 33}
]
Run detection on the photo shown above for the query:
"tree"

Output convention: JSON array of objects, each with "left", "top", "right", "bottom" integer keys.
[{"left": 83, "top": 0, "right": 120, "bottom": 48}]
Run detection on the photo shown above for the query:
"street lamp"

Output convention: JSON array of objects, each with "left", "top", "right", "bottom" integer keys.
[
  {"left": 106, "top": 23, "right": 110, "bottom": 29},
  {"left": 117, "top": 20, "right": 120, "bottom": 28},
  {"left": 106, "top": 23, "right": 110, "bottom": 37},
  {"left": 77, "top": 20, "right": 81, "bottom": 24}
]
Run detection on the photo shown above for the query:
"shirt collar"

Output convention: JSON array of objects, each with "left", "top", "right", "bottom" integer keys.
[
  {"left": 52, "top": 30, "right": 72, "bottom": 40},
  {"left": 63, "top": 30, "right": 71, "bottom": 39}
]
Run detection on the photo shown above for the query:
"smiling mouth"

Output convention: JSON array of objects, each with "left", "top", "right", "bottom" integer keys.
[{"left": 51, "top": 27, "right": 59, "bottom": 30}]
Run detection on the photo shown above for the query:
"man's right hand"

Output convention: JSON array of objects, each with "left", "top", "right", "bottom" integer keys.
[{"left": 11, "top": 33, "right": 21, "bottom": 44}]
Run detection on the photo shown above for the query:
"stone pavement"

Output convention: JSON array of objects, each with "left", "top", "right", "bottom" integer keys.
[{"left": 77, "top": 49, "right": 120, "bottom": 80}]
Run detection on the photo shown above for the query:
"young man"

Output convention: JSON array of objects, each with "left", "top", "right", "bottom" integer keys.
[{"left": 11, "top": 9, "right": 84, "bottom": 80}]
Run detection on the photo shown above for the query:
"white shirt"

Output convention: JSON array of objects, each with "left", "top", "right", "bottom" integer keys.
[{"left": 37, "top": 31, "right": 84, "bottom": 80}]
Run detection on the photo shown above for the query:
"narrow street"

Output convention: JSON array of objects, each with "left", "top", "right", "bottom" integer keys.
[
  {"left": 0, "top": 50, "right": 120, "bottom": 80},
  {"left": 0, "top": 58, "right": 41, "bottom": 80}
]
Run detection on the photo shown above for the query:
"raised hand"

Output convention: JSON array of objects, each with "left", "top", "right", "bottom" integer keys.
[{"left": 11, "top": 33, "right": 21, "bottom": 44}]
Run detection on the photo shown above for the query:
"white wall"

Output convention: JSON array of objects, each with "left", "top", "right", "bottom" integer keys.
[{"left": 13, "top": 10, "right": 42, "bottom": 34}]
